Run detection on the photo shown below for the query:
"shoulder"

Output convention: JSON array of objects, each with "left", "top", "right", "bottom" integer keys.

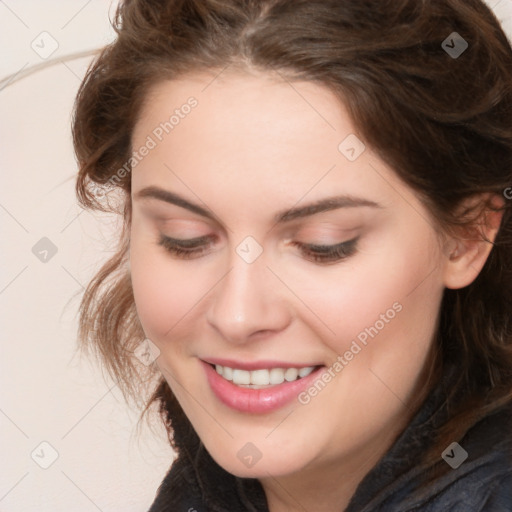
[
  {"left": 367, "top": 402, "right": 512, "bottom": 512},
  {"left": 480, "top": 472, "right": 512, "bottom": 511},
  {"left": 454, "top": 403, "right": 512, "bottom": 510},
  {"left": 415, "top": 403, "right": 512, "bottom": 511}
]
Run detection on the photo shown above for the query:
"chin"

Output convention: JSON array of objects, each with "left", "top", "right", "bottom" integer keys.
[{"left": 206, "top": 443, "right": 308, "bottom": 479}]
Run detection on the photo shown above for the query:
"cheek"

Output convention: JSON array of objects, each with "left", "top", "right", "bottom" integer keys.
[
  {"left": 291, "top": 231, "right": 442, "bottom": 355},
  {"left": 129, "top": 237, "right": 204, "bottom": 343}
]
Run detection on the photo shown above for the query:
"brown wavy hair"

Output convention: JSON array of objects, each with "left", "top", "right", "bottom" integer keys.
[{"left": 72, "top": 0, "right": 512, "bottom": 491}]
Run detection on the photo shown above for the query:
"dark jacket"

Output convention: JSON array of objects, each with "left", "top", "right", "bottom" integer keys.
[{"left": 147, "top": 364, "right": 512, "bottom": 511}]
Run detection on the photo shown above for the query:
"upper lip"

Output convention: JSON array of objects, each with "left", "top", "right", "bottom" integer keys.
[{"left": 201, "top": 357, "right": 323, "bottom": 371}]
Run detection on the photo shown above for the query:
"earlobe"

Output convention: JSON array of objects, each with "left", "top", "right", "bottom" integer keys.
[{"left": 442, "top": 194, "right": 504, "bottom": 290}]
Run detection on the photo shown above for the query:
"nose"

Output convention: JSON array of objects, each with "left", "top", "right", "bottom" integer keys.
[{"left": 206, "top": 247, "right": 291, "bottom": 344}]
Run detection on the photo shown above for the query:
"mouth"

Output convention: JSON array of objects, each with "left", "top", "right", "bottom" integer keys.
[{"left": 200, "top": 359, "right": 326, "bottom": 414}]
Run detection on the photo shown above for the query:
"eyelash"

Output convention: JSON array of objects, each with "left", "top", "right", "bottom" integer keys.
[
  {"left": 289, "top": 238, "right": 358, "bottom": 263},
  {"left": 158, "top": 234, "right": 359, "bottom": 264},
  {"left": 158, "top": 234, "right": 213, "bottom": 259}
]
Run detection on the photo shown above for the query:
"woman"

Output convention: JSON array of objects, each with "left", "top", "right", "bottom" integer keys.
[{"left": 72, "top": 0, "right": 512, "bottom": 510}]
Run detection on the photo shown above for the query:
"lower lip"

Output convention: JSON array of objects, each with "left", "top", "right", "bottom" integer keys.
[{"left": 201, "top": 360, "right": 325, "bottom": 414}]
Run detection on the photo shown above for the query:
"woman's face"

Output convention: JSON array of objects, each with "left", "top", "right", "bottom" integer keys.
[{"left": 129, "top": 70, "right": 449, "bottom": 480}]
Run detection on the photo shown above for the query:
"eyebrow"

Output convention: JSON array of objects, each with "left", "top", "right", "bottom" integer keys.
[{"left": 133, "top": 186, "right": 383, "bottom": 223}]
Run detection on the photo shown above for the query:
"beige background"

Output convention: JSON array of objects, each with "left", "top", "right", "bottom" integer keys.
[{"left": 1, "top": 1, "right": 511, "bottom": 510}]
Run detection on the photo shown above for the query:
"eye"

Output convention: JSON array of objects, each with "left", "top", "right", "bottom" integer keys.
[
  {"left": 158, "top": 233, "right": 359, "bottom": 263},
  {"left": 158, "top": 234, "right": 214, "bottom": 259},
  {"left": 290, "top": 237, "right": 359, "bottom": 264}
]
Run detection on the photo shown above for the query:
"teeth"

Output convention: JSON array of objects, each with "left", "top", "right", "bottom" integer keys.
[
  {"left": 251, "top": 369, "right": 270, "bottom": 385},
  {"left": 284, "top": 368, "right": 298, "bottom": 381},
  {"left": 269, "top": 368, "right": 285, "bottom": 385},
  {"left": 213, "top": 364, "right": 317, "bottom": 387},
  {"left": 298, "top": 367, "right": 315, "bottom": 378},
  {"left": 232, "top": 369, "right": 251, "bottom": 385}
]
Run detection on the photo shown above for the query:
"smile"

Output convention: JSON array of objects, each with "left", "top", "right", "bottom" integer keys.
[{"left": 201, "top": 360, "right": 326, "bottom": 414}]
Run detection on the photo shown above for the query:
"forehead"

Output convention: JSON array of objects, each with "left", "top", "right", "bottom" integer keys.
[
  {"left": 133, "top": 69, "right": 351, "bottom": 153},
  {"left": 131, "top": 70, "right": 360, "bottom": 184},
  {"left": 129, "top": 70, "right": 415, "bottom": 222}
]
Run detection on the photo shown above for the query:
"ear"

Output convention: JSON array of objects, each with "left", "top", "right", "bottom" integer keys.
[{"left": 443, "top": 193, "right": 505, "bottom": 290}]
